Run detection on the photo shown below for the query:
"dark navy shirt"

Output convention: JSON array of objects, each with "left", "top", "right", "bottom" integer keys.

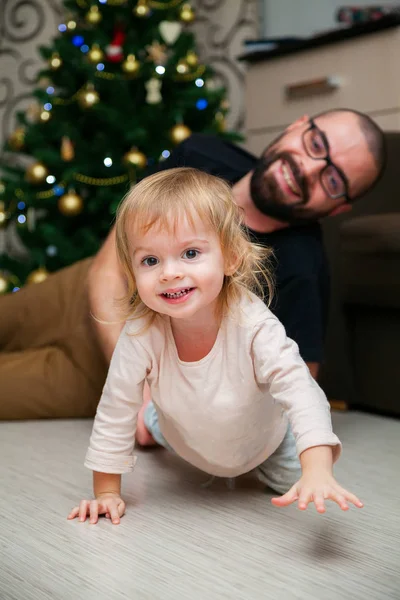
[{"left": 146, "top": 134, "right": 329, "bottom": 363}]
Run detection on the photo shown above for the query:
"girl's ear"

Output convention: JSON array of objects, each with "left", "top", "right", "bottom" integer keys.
[{"left": 224, "top": 253, "right": 240, "bottom": 276}]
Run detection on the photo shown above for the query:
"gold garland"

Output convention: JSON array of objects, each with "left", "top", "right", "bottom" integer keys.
[
  {"left": 149, "top": 0, "right": 183, "bottom": 8},
  {"left": 74, "top": 173, "right": 128, "bottom": 186},
  {"left": 53, "top": 87, "right": 83, "bottom": 106},
  {"left": 76, "top": 0, "right": 129, "bottom": 6},
  {"left": 15, "top": 173, "right": 128, "bottom": 202},
  {"left": 76, "top": 0, "right": 183, "bottom": 8},
  {"left": 95, "top": 71, "right": 116, "bottom": 81},
  {"left": 173, "top": 64, "right": 206, "bottom": 82},
  {"left": 36, "top": 188, "right": 60, "bottom": 199}
]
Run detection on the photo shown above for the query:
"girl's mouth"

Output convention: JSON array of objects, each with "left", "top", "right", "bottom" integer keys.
[{"left": 160, "top": 287, "right": 195, "bottom": 303}]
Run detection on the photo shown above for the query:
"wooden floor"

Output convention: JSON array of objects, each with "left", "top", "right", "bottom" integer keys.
[{"left": 1, "top": 411, "right": 399, "bottom": 600}]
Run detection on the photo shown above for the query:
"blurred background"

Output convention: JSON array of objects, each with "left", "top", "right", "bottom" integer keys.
[{"left": 1, "top": 0, "right": 400, "bottom": 412}]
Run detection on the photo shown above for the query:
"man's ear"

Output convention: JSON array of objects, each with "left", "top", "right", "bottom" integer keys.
[
  {"left": 285, "top": 115, "right": 309, "bottom": 133},
  {"left": 329, "top": 203, "right": 352, "bottom": 218}
]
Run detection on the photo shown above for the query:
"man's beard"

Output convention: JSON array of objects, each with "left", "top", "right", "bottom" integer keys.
[{"left": 250, "top": 148, "right": 329, "bottom": 225}]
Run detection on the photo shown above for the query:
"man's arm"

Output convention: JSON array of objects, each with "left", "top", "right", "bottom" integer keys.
[
  {"left": 307, "top": 362, "right": 320, "bottom": 379},
  {"left": 271, "top": 276, "right": 326, "bottom": 381},
  {"left": 88, "top": 226, "right": 126, "bottom": 363},
  {"left": 88, "top": 139, "right": 191, "bottom": 362}
]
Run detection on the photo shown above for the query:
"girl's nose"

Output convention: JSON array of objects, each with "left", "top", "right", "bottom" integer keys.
[{"left": 160, "top": 261, "right": 183, "bottom": 282}]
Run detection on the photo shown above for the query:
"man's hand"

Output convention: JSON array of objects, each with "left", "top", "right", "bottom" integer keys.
[
  {"left": 67, "top": 492, "right": 126, "bottom": 525},
  {"left": 271, "top": 471, "right": 364, "bottom": 513}
]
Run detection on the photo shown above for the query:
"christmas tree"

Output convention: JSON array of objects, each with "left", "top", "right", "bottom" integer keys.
[{"left": 0, "top": 0, "right": 238, "bottom": 294}]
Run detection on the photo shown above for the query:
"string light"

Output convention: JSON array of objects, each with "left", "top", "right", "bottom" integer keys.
[
  {"left": 104, "top": 157, "right": 113, "bottom": 167},
  {"left": 46, "top": 175, "right": 56, "bottom": 184},
  {"left": 46, "top": 86, "right": 55, "bottom": 94},
  {"left": 81, "top": 45, "right": 89, "bottom": 53},
  {"left": 46, "top": 245, "right": 58, "bottom": 256},
  {"left": 195, "top": 78, "right": 204, "bottom": 87},
  {"left": 96, "top": 63, "right": 105, "bottom": 71},
  {"left": 196, "top": 98, "right": 208, "bottom": 110},
  {"left": 161, "top": 150, "right": 170, "bottom": 159},
  {"left": 72, "top": 35, "right": 85, "bottom": 47},
  {"left": 53, "top": 185, "right": 65, "bottom": 196},
  {"left": 58, "top": 24, "right": 67, "bottom": 32},
  {"left": 17, "top": 201, "right": 25, "bottom": 210},
  {"left": 17, "top": 215, "right": 26, "bottom": 224},
  {"left": 155, "top": 66, "right": 165, "bottom": 75}
]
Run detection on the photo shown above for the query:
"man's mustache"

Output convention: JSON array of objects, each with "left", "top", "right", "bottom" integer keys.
[{"left": 264, "top": 151, "right": 309, "bottom": 205}]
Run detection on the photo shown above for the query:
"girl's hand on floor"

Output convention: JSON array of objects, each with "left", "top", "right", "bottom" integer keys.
[
  {"left": 270, "top": 473, "right": 364, "bottom": 514},
  {"left": 67, "top": 493, "right": 126, "bottom": 524}
]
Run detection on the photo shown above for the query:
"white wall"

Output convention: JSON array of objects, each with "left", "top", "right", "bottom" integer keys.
[{"left": 262, "top": 0, "right": 400, "bottom": 38}]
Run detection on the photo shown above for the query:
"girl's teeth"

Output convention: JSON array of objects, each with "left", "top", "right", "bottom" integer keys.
[{"left": 165, "top": 289, "right": 190, "bottom": 298}]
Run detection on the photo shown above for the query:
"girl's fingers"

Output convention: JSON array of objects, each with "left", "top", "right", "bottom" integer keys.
[
  {"left": 67, "top": 506, "right": 79, "bottom": 520},
  {"left": 271, "top": 484, "right": 298, "bottom": 507},
  {"left": 312, "top": 492, "right": 326, "bottom": 514},
  {"left": 297, "top": 489, "right": 312, "bottom": 511},
  {"left": 89, "top": 500, "right": 99, "bottom": 524},
  {"left": 78, "top": 500, "right": 89, "bottom": 522},
  {"left": 341, "top": 488, "right": 364, "bottom": 508},
  {"left": 108, "top": 502, "right": 121, "bottom": 525},
  {"left": 328, "top": 489, "right": 349, "bottom": 511}
]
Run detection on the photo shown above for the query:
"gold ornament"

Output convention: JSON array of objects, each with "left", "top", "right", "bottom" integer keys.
[
  {"left": 87, "top": 44, "right": 104, "bottom": 64},
  {"left": 170, "top": 123, "right": 191, "bottom": 144},
  {"left": 122, "top": 54, "right": 140, "bottom": 75},
  {"left": 176, "top": 59, "right": 189, "bottom": 75},
  {"left": 0, "top": 273, "right": 10, "bottom": 295},
  {"left": 25, "top": 162, "right": 48, "bottom": 184},
  {"left": 123, "top": 148, "right": 147, "bottom": 169},
  {"left": 58, "top": 190, "right": 83, "bottom": 216},
  {"left": 133, "top": 0, "right": 150, "bottom": 17},
  {"left": 61, "top": 136, "right": 75, "bottom": 161},
  {"left": 186, "top": 51, "right": 198, "bottom": 67},
  {"left": 215, "top": 111, "right": 225, "bottom": 132},
  {"left": 145, "top": 41, "right": 167, "bottom": 65},
  {"left": 26, "top": 102, "right": 41, "bottom": 124},
  {"left": 49, "top": 52, "right": 62, "bottom": 70},
  {"left": 39, "top": 109, "right": 51, "bottom": 123},
  {"left": 67, "top": 20, "right": 77, "bottom": 30},
  {"left": 180, "top": 3, "right": 195, "bottom": 23},
  {"left": 77, "top": 84, "right": 100, "bottom": 109},
  {"left": 8, "top": 127, "right": 25, "bottom": 151},
  {"left": 27, "top": 267, "right": 49, "bottom": 285},
  {"left": 86, "top": 5, "right": 102, "bottom": 24},
  {"left": 0, "top": 202, "right": 9, "bottom": 227}
]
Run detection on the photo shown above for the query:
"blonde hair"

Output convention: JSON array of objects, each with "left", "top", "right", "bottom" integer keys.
[{"left": 115, "top": 167, "right": 274, "bottom": 325}]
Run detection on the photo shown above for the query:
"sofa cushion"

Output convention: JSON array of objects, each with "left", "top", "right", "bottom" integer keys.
[
  {"left": 340, "top": 213, "right": 400, "bottom": 309},
  {"left": 340, "top": 213, "right": 400, "bottom": 254}
]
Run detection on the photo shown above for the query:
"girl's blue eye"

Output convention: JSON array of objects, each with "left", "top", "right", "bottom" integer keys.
[
  {"left": 142, "top": 256, "right": 158, "bottom": 266},
  {"left": 183, "top": 249, "right": 199, "bottom": 260}
]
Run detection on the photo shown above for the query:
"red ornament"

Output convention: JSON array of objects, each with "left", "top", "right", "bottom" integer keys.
[{"left": 105, "top": 27, "right": 126, "bottom": 63}]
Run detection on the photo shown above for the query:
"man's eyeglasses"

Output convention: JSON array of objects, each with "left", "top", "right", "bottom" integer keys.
[{"left": 302, "top": 118, "right": 350, "bottom": 203}]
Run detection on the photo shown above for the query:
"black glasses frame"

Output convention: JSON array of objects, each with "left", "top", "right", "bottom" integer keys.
[{"left": 302, "top": 118, "right": 351, "bottom": 203}]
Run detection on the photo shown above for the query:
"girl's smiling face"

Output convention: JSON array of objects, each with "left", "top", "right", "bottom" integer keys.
[{"left": 130, "top": 212, "right": 227, "bottom": 325}]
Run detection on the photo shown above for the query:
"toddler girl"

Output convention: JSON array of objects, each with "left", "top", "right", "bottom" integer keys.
[{"left": 68, "top": 167, "right": 362, "bottom": 525}]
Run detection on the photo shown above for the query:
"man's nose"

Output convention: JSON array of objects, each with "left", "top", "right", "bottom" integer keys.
[
  {"left": 160, "top": 260, "right": 183, "bottom": 282},
  {"left": 300, "top": 154, "right": 325, "bottom": 197}
]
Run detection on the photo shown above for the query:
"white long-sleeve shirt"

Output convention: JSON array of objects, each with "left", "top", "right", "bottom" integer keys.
[{"left": 85, "top": 292, "right": 341, "bottom": 477}]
